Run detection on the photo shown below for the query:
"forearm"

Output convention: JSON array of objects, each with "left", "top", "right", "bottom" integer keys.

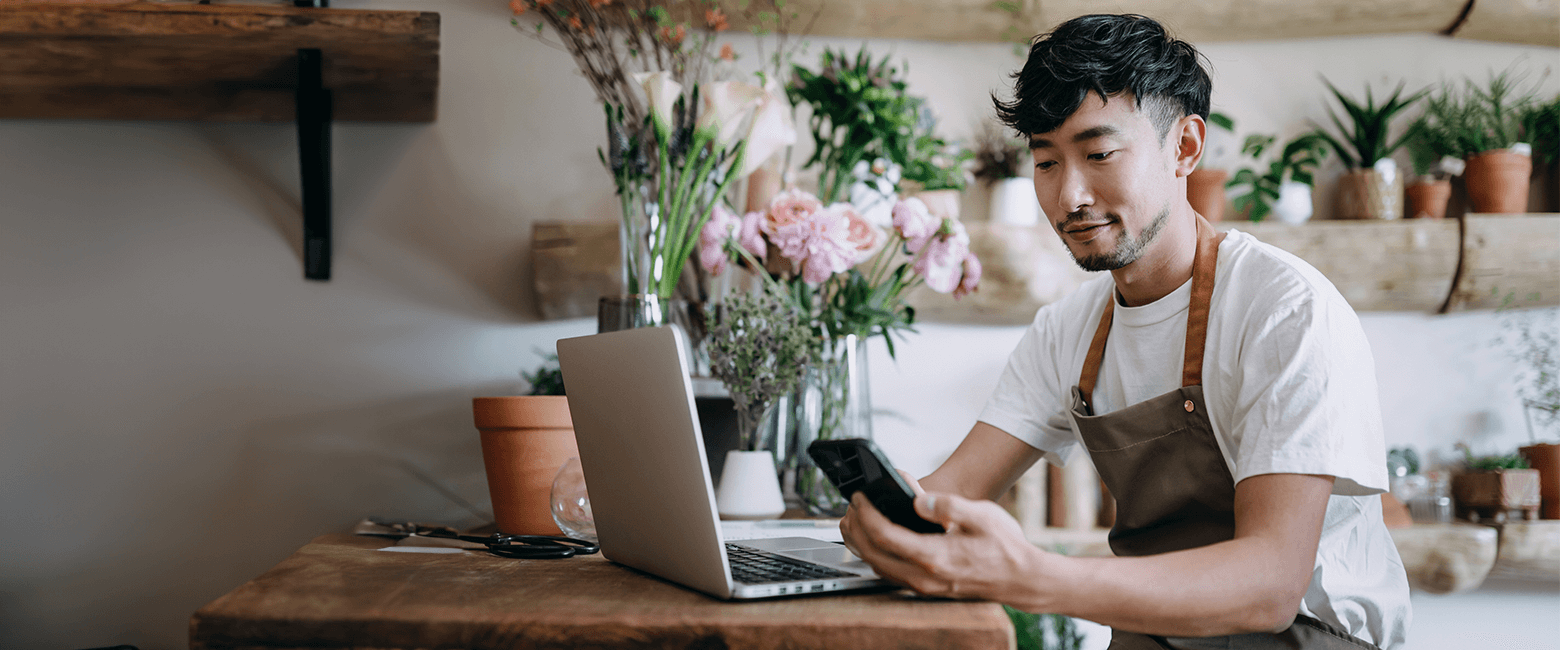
[
  {"left": 1012, "top": 535, "right": 1307, "bottom": 637},
  {"left": 921, "top": 422, "right": 1042, "bottom": 501}
]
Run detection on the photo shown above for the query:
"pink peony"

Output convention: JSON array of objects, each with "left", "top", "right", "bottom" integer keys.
[
  {"left": 915, "top": 219, "right": 971, "bottom": 294},
  {"left": 738, "top": 210, "right": 768, "bottom": 262},
  {"left": 772, "top": 202, "right": 856, "bottom": 284},
  {"left": 892, "top": 197, "right": 939, "bottom": 253},
  {"left": 698, "top": 203, "right": 742, "bottom": 275},
  {"left": 764, "top": 188, "right": 823, "bottom": 235},
  {"left": 954, "top": 251, "right": 982, "bottom": 299},
  {"left": 841, "top": 203, "right": 886, "bottom": 264}
]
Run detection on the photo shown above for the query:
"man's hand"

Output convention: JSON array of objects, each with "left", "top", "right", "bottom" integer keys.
[{"left": 840, "top": 487, "right": 1050, "bottom": 604}]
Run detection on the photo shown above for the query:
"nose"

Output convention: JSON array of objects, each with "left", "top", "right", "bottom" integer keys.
[{"left": 1055, "top": 164, "right": 1094, "bottom": 215}]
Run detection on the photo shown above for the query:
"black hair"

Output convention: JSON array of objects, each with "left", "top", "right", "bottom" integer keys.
[{"left": 993, "top": 14, "right": 1211, "bottom": 141}]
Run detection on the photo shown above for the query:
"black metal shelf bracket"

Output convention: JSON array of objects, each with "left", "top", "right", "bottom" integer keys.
[{"left": 296, "top": 47, "right": 332, "bottom": 281}]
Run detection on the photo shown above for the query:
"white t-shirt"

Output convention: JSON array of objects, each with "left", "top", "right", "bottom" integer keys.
[{"left": 978, "top": 229, "right": 1411, "bottom": 649}]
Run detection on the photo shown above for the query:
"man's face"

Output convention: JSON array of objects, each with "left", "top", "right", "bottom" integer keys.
[{"left": 1029, "top": 94, "right": 1184, "bottom": 272}]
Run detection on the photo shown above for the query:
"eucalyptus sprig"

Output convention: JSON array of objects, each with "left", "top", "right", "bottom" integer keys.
[{"left": 707, "top": 288, "right": 814, "bottom": 451}]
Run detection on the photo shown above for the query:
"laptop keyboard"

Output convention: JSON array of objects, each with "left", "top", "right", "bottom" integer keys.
[{"left": 725, "top": 543, "right": 855, "bottom": 584}]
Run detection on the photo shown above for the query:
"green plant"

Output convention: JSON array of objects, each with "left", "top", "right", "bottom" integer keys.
[
  {"left": 1520, "top": 95, "right": 1560, "bottom": 166},
  {"left": 1226, "top": 132, "right": 1329, "bottom": 222},
  {"left": 789, "top": 47, "right": 924, "bottom": 203},
  {"left": 1416, "top": 68, "right": 1543, "bottom": 160},
  {"left": 523, "top": 352, "right": 566, "bottom": 396},
  {"left": 1006, "top": 606, "right": 1083, "bottom": 650},
  {"left": 902, "top": 132, "right": 973, "bottom": 192},
  {"left": 1496, "top": 305, "right": 1560, "bottom": 441},
  {"left": 1313, "top": 79, "right": 1426, "bottom": 168},
  {"left": 707, "top": 288, "right": 813, "bottom": 450},
  {"left": 1462, "top": 448, "right": 1532, "bottom": 471},
  {"left": 1388, "top": 447, "right": 1421, "bottom": 476}
]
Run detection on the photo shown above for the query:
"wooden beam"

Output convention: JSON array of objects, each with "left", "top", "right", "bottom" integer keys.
[
  {"left": 1233, "top": 219, "right": 1461, "bottom": 313},
  {"left": 1452, "top": 0, "right": 1560, "bottom": 47},
  {"left": 729, "top": 0, "right": 1480, "bottom": 44},
  {"left": 0, "top": 2, "right": 439, "bottom": 122},
  {"left": 1443, "top": 214, "right": 1560, "bottom": 312}
]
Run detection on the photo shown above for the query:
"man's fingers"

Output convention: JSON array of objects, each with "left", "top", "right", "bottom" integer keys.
[{"left": 896, "top": 469, "right": 925, "bottom": 496}]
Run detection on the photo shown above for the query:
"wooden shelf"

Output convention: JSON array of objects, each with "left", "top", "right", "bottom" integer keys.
[
  {"left": 720, "top": 0, "right": 1557, "bottom": 47},
  {"left": 0, "top": 1, "right": 440, "bottom": 122}
]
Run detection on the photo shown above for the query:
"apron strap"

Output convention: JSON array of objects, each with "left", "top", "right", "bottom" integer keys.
[{"left": 1077, "top": 216, "right": 1226, "bottom": 410}]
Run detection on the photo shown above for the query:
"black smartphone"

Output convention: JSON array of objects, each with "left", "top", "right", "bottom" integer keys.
[{"left": 807, "top": 438, "right": 944, "bottom": 534}]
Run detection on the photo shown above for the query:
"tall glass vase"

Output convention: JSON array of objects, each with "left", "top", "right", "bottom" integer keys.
[{"left": 789, "top": 334, "right": 873, "bottom": 516}]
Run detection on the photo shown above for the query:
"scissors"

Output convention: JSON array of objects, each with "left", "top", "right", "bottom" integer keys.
[{"left": 359, "top": 519, "right": 600, "bottom": 559}]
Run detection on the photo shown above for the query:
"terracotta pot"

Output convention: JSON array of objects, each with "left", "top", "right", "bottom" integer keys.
[
  {"left": 1520, "top": 443, "right": 1560, "bottom": 519},
  {"left": 1464, "top": 149, "right": 1533, "bottom": 214},
  {"left": 1336, "top": 168, "right": 1404, "bottom": 220},
  {"left": 1405, "top": 179, "right": 1452, "bottom": 219},
  {"left": 474, "top": 396, "right": 579, "bottom": 535},
  {"left": 913, "top": 188, "right": 963, "bottom": 222},
  {"left": 1451, "top": 468, "right": 1541, "bottom": 523},
  {"left": 1186, "top": 168, "right": 1228, "bottom": 222}
]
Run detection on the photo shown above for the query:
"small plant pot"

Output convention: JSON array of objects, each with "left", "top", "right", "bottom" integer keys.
[
  {"left": 1405, "top": 179, "right": 1452, "bottom": 219},
  {"left": 1519, "top": 443, "right": 1560, "bottom": 520},
  {"left": 1272, "top": 180, "right": 1314, "bottom": 225},
  {"left": 1186, "top": 168, "right": 1229, "bottom": 222},
  {"left": 474, "top": 396, "right": 579, "bottom": 535},
  {"left": 914, "top": 188, "right": 963, "bottom": 222},
  {"left": 989, "top": 176, "right": 1041, "bottom": 226},
  {"left": 1463, "top": 149, "right": 1532, "bottom": 214},
  {"left": 1451, "top": 468, "right": 1541, "bottom": 523},
  {"left": 715, "top": 450, "right": 786, "bottom": 520},
  {"left": 1336, "top": 168, "right": 1404, "bottom": 220}
]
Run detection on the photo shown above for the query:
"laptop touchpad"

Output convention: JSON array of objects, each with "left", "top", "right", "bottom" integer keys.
[{"left": 780, "top": 546, "right": 869, "bottom": 569}]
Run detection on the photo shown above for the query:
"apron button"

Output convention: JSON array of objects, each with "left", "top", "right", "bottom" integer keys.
[{"left": 1184, "top": 400, "right": 1195, "bottom": 412}]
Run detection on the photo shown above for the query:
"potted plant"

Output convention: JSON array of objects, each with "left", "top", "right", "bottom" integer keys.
[
  {"left": 1417, "top": 69, "right": 1539, "bottom": 214},
  {"left": 972, "top": 121, "right": 1037, "bottom": 225},
  {"left": 474, "top": 353, "right": 579, "bottom": 536},
  {"left": 707, "top": 287, "right": 813, "bottom": 519},
  {"left": 1500, "top": 305, "right": 1560, "bottom": 519},
  {"left": 1313, "top": 79, "right": 1426, "bottom": 220},
  {"left": 1520, "top": 94, "right": 1559, "bottom": 212},
  {"left": 1451, "top": 444, "right": 1541, "bottom": 523},
  {"left": 1226, "top": 132, "right": 1329, "bottom": 224},
  {"left": 1187, "top": 112, "right": 1235, "bottom": 222},
  {"left": 1402, "top": 113, "right": 1464, "bottom": 220},
  {"left": 902, "top": 116, "right": 974, "bottom": 221}
]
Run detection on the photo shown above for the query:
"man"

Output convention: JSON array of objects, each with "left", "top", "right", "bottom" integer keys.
[{"left": 839, "top": 14, "right": 1411, "bottom": 650}]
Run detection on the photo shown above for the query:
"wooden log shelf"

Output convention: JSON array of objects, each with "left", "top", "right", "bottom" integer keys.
[{"left": 0, "top": 1, "right": 441, "bottom": 122}]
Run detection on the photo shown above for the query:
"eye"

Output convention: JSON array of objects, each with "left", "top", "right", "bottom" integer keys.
[
  {"left": 1089, "top": 150, "right": 1117, "bottom": 161},
  {"left": 1034, "top": 160, "right": 1057, "bottom": 172}
]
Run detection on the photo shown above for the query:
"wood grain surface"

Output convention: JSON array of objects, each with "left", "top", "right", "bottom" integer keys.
[
  {"left": 0, "top": 2, "right": 439, "bottom": 122},
  {"left": 190, "top": 534, "right": 1015, "bottom": 650}
]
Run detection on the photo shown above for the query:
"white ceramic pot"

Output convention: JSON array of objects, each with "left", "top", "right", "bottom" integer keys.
[
  {"left": 989, "top": 177, "right": 1041, "bottom": 226},
  {"left": 716, "top": 450, "right": 786, "bottom": 519},
  {"left": 1273, "top": 180, "right": 1314, "bottom": 225}
]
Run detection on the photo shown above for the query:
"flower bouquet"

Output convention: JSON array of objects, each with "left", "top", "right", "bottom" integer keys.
[{"left": 699, "top": 188, "right": 980, "bottom": 513}]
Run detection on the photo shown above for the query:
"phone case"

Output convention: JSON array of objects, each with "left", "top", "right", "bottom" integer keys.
[{"left": 807, "top": 439, "right": 944, "bottom": 534}]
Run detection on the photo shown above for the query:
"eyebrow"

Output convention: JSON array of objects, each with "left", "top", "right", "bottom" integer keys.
[{"left": 1029, "top": 125, "right": 1124, "bottom": 149}]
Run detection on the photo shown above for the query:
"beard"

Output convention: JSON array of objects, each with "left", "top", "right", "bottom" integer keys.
[{"left": 1061, "top": 205, "right": 1171, "bottom": 272}]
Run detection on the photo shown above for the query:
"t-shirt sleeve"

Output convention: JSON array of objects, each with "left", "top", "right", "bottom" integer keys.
[
  {"left": 1223, "top": 291, "right": 1389, "bottom": 496},
  {"left": 977, "top": 305, "right": 1081, "bottom": 467}
]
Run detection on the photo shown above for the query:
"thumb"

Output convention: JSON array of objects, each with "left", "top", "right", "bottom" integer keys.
[{"left": 913, "top": 492, "right": 987, "bottom": 531}]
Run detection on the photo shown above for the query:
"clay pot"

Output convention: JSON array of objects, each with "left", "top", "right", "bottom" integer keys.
[
  {"left": 1451, "top": 469, "right": 1541, "bottom": 523},
  {"left": 1336, "top": 168, "right": 1404, "bottom": 220},
  {"left": 1464, "top": 149, "right": 1533, "bottom": 214},
  {"left": 1520, "top": 443, "right": 1560, "bottom": 519},
  {"left": 1186, "top": 168, "right": 1229, "bottom": 222},
  {"left": 474, "top": 396, "right": 579, "bottom": 535},
  {"left": 1405, "top": 179, "right": 1452, "bottom": 219},
  {"left": 914, "top": 188, "right": 963, "bottom": 222}
]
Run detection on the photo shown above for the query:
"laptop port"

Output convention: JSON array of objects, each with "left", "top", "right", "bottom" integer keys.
[{"left": 811, "top": 584, "right": 824, "bottom": 592}]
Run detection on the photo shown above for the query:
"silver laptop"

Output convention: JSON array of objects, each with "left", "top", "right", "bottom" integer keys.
[{"left": 557, "top": 325, "right": 888, "bottom": 599}]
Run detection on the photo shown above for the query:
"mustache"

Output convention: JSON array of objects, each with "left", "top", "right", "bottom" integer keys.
[{"left": 1055, "top": 211, "right": 1120, "bottom": 232}]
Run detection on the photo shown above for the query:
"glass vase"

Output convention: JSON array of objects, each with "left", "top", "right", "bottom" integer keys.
[
  {"left": 597, "top": 295, "right": 709, "bottom": 376},
  {"left": 789, "top": 334, "right": 873, "bottom": 516}
]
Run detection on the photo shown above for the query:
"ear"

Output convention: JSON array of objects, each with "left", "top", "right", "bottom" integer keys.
[{"left": 1172, "top": 114, "right": 1206, "bottom": 178}]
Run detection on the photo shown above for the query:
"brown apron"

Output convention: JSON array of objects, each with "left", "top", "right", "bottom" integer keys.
[{"left": 1067, "top": 216, "right": 1380, "bottom": 650}]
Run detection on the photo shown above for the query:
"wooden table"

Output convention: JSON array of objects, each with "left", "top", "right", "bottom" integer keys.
[{"left": 190, "top": 534, "right": 1015, "bottom": 650}]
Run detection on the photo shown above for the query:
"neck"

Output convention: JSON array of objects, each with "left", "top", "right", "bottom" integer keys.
[{"left": 1110, "top": 206, "right": 1199, "bottom": 307}]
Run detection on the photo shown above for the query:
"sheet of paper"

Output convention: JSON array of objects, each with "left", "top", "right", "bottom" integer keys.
[{"left": 721, "top": 519, "right": 844, "bottom": 543}]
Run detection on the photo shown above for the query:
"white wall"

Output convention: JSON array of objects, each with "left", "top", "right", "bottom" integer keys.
[{"left": 0, "top": 1, "right": 1555, "bottom": 648}]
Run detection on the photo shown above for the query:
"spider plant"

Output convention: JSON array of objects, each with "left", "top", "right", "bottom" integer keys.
[
  {"left": 1313, "top": 79, "right": 1427, "bottom": 168},
  {"left": 1417, "top": 69, "right": 1541, "bottom": 159}
]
